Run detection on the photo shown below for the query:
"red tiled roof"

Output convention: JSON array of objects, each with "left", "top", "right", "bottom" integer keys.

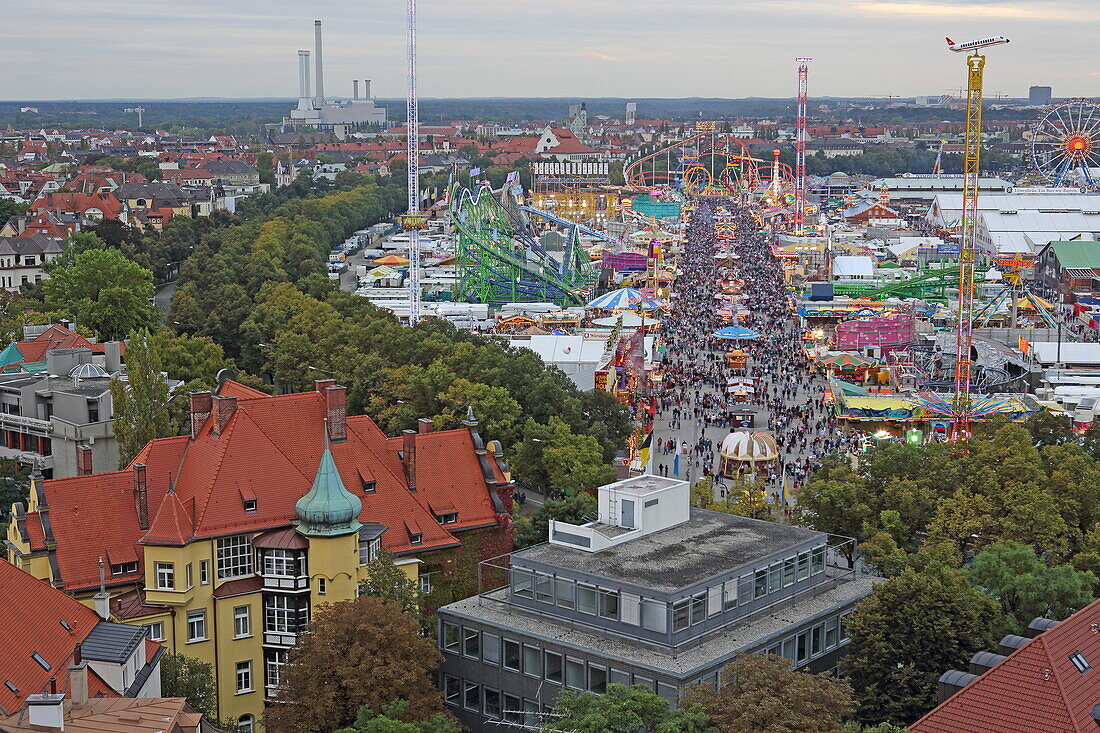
[
  {"left": 13, "top": 324, "right": 110, "bottom": 366},
  {"left": 0, "top": 562, "right": 105, "bottom": 713},
  {"left": 108, "top": 588, "right": 169, "bottom": 621},
  {"left": 215, "top": 380, "right": 269, "bottom": 401},
  {"left": 35, "top": 383, "right": 509, "bottom": 591},
  {"left": 31, "top": 192, "right": 123, "bottom": 220},
  {"left": 911, "top": 599, "right": 1100, "bottom": 732}
]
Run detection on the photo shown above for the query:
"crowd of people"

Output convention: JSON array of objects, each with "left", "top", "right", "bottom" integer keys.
[{"left": 653, "top": 198, "right": 862, "bottom": 510}]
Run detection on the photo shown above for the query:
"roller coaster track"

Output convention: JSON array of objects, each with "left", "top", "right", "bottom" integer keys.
[
  {"left": 830, "top": 267, "right": 961, "bottom": 300},
  {"left": 449, "top": 183, "right": 599, "bottom": 306}
]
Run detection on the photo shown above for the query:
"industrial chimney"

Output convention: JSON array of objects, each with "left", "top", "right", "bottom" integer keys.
[
  {"left": 353, "top": 80, "right": 359, "bottom": 100},
  {"left": 297, "top": 50, "right": 313, "bottom": 111},
  {"left": 314, "top": 20, "right": 325, "bottom": 109},
  {"left": 363, "top": 79, "right": 372, "bottom": 99}
]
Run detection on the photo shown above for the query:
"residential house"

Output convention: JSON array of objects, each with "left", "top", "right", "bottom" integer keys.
[
  {"left": 4, "top": 379, "right": 515, "bottom": 731},
  {"left": 0, "top": 234, "right": 65, "bottom": 291},
  {"left": 30, "top": 191, "right": 125, "bottom": 223}
]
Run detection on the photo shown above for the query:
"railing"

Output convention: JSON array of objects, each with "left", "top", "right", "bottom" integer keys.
[
  {"left": 263, "top": 631, "right": 299, "bottom": 646},
  {"left": 0, "top": 412, "right": 51, "bottom": 433},
  {"left": 261, "top": 575, "right": 309, "bottom": 590}
]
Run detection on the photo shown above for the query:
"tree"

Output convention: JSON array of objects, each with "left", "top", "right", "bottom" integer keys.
[
  {"left": 512, "top": 491, "right": 597, "bottom": 550},
  {"left": 160, "top": 652, "right": 217, "bottom": 721},
  {"left": 0, "top": 199, "right": 27, "bottom": 224},
  {"left": 966, "top": 540, "right": 1096, "bottom": 631},
  {"left": 0, "top": 458, "right": 29, "bottom": 519},
  {"left": 510, "top": 417, "right": 616, "bottom": 496},
  {"left": 332, "top": 701, "right": 461, "bottom": 733},
  {"left": 41, "top": 247, "right": 159, "bottom": 340},
  {"left": 681, "top": 654, "right": 854, "bottom": 733},
  {"left": 358, "top": 550, "right": 423, "bottom": 619},
  {"left": 110, "top": 330, "right": 170, "bottom": 467},
  {"left": 546, "top": 683, "right": 714, "bottom": 733},
  {"left": 265, "top": 596, "right": 452, "bottom": 733},
  {"left": 843, "top": 566, "right": 1002, "bottom": 725}
]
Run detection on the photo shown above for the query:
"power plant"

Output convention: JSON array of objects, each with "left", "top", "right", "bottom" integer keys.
[{"left": 280, "top": 20, "right": 387, "bottom": 137}]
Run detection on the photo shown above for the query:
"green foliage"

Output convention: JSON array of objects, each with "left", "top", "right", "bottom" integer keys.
[
  {"left": 110, "top": 330, "right": 170, "bottom": 467},
  {"left": 0, "top": 199, "right": 27, "bottom": 223},
  {"left": 843, "top": 566, "right": 1002, "bottom": 725},
  {"left": 682, "top": 654, "right": 855, "bottom": 733},
  {"left": 509, "top": 417, "right": 618, "bottom": 495},
  {"left": 547, "top": 683, "right": 714, "bottom": 733},
  {"left": 358, "top": 550, "right": 423, "bottom": 619},
  {"left": 42, "top": 247, "right": 159, "bottom": 340},
  {"left": 332, "top": 701, "right": 461, "bottom": 733},
  {"left": 160, "top": 652, "right": 218, "bottom": 721},
  {"left": 690, "top": 475, "right": 771, "bottom": 519},
  {"left": 966, "top": 540, "right": 1096, "bottom": 631},
  {"left": 512, "top": 491, "right": 597, "bottom": 550},
  {"left": 0, "top": 458, "right": 29, "bottom": 519}
]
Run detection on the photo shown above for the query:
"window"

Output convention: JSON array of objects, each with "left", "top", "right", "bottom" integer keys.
[
  {"left": 236, "top": 661, "right": 253, "bottom": 693},
  {"left": 442, "top": 622, "right": 460, "bottom": 652},
  {"left": 483, "top": 633, "right": 501, "bottom": 665},
  {"left": 31, "top": 652, "right": 50, "bottom": 670},
  {"left": 419, "top": 571, "right": 432, "bottom": 594},
  {"left": 145, "top": 622, "right": 164, "bottom": 641},
  {"left": 840, "top": 613, "right": 851, "bottom": 642},
  {"left": 797, "top": 551, "right": 810, "bottom": 581},
  {"left": 503, "top": 639, "right": 521, "bottom": 672},
  {"left": 361, "top": 478, "right": 376, "bottom": 494},
  {"left": 265, "top": 650, "right": 287, "bottom": 693},
  {"left": 463, "top": 628, "right": 480, "bottom": 658},
  {"left": 358, "top": 537, "right": 381, "bottom": 565},
  {"left": 535, "top": 573, "right": 554, "bottom": 604},
  {"left": 825, "top": 617, "right": 839, "bottom": 649},
  {"left": 523, "top": 699, "right": 539, "bottom": 728},
  {"left": 234, "top": 606, "right": 251, "bottom": 638},
  {"left": 796, "top": 631, "right": 809, "bottom": 662},
  {"left": 634, "top": 675, "right": 655, "bottom": 691},
  {"left": 262, "top": 549, "right": 299, "bottom": 577},
  {"left": 673, "top": 598, "right": 690, "bottom": 632},
  {"left": 237, "top": 714, "right": 254, "bottom": 733},
  {"left": 577, "top": 584, "right": 598, "bottom": 615},
  {"left": 217, "top": 535, "right": 253, "bottom": 579},
  {"left": 599, "top": 588, "right": 619, "bottom": 620},
  {"left": 588, "top": 664, "right": 607, "bottom": 694},
  {"left": 565, "top": 657, "right": 585, "bottom": 689},
  {"left": 243, "top": 499, "right": 257, "bottom": 512},
  {"left": 555, "top": 578, "right": 575, "bottom": 609},
  {"left": 811, "top": 624, "right": 823, "bottom": 656},
  {"left": 484, "top": 687, "right": 501, "bottom": 718},
  {"left": 156, "top": 562, "right": 174, "bottom": 590},
  {"left": 409, "top": 533, "right": 423, "bottom": 545},
  {"left": 690, "top": 591, "right": 706, "bottom": 625},
  {"left": 110, "top": 561, "right": 138, "bottom": 575},
  {"left": 187, "top": 610, "right": 207, "bottom": 642},
  {"left": 265, "top": 595, "right": 302, "bottom": 634},
  {"left": 545, "top": 651, "right": 563, "bottom": 684},
  {"left": 781, "top": 637, "right": 796, "bottom": 660},
  {"left": 438, "top": 512, "right": 458, "bottom": 524},
  {"left": 199, "top": 560, "right": 209, "bottom": 585},
  {"left": 185, "top": 563, "right": 193, "bottom": 588},
  {"left": 783, "top": 556, "right": 796, "bottom": 587},
  {"left": 512, "top": 569, "right": 534, "bottom": 599},
  {"left": 503, "top": 694, "right": 522, "bottom": 724},
  {"left": 444, "top": 675, "right": 461, "bottom": 705},
  {"left": 464, "top": 682, "right": 480, "bottom": 711},
  {"left": 523, "top": 644, "right": 540, "bottom": 677},
  {"left": 317, "top": 577, "right": 327, "bottom": 595},
  {"left": 811, "top": 545, "right": 826, "bottom": 575},
  {"left": 610, "top": 668, "right": 631, "bottom": 686},
  {"left": 767, "top": 562, "right": 782, "bottom": 593},
  {"left": 1071, "top": 651, "right": 1092, "bottom": 674},
  {"left": 754, "top": 568, "right": 768, "bottom": 599}
]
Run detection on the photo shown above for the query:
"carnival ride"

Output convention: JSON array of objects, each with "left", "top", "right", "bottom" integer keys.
[
  {"left": 623, "top": 131, "right": 767, "bottom": 196},
  {"left": 1030, "top": 98, "right": 1100, "bottom": 187},
  {"left": 971, "top": 255, "right": 1058, "bottom": 329},
  {"left": 793, "top": 58, "right": 812, "bottom": 235},
  {"left": 829, "top": 266, "right": 961, "bottom": 300},
  {"left": 448, "top": 182, "right": 608, "bottom": 306}
]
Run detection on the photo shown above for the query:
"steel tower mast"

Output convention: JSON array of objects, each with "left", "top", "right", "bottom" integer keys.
[
  {"left": 403, "top": 0, "right": 425, "bottom": 325},
  {"left": 793, "top": 57, "right": 812, "bottom": 235}
]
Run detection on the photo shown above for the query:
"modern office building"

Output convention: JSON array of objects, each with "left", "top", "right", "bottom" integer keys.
[
  {"left": 437, "top": 475, "right": 875, "bottom": 731},
  {"left": 1029, "top": 86, "right": 1053, "bottom": 106}
]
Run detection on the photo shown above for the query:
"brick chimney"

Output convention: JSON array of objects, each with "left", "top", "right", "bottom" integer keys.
[
  {"left": 68, "top": 643, "right": 88, "bottom": 706},
  {"left": 325, "top": 385, "right": 347, "bottom": 443},
  {"left": 211, "top": 395, "right": 237, "bottom": 437},
  {"left": 402, "top": 429, "right": 417, "bottom": 493},
  {"left": 189, "top": 391, "right": 212, "bottom": 436},
  {"left": 133, "top": 463, "right": 148, "bottom": 530},
  {"left": 76, "top": 444, "right": 92, "bottom": 476},
  {"left": 418, "top": 417, "right": 433, "bottom": 434}
]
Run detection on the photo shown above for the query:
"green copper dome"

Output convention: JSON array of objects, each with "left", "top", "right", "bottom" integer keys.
[{"left": 295, "top": 447, "right": 363, "bottom": 537}]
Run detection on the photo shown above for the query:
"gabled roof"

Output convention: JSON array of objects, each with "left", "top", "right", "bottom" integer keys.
[
  {"left": 1045, "top": 240, "right": 1100, "bottom": 270},
  {"left": 0, "top": 562, "right": 112, "bottom": 714},
  {"left": 911, "top": 599, "right": 1100, "bottom": 732}
]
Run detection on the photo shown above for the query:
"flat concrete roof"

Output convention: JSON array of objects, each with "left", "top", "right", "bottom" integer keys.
[
  {"left": 443, "top": 570, "right": 877, "bottom": 679},
  {"left": 517, "top": 508, "right": 823, "bottom": 592}
]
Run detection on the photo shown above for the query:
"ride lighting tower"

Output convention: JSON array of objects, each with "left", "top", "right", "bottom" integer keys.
[
  {"left": 793, "top": 57, "right": 812, "bottom": 235},
  {"left": 947, "top": 34, "right": 1009, "bottom": 439},
  {"left": 400, "top": 0, "right": 427, "bottom": 325}
]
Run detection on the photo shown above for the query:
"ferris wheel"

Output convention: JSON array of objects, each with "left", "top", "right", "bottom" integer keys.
[{"left": 1030, "top": 98, "right": 1100, "bottom": 187}]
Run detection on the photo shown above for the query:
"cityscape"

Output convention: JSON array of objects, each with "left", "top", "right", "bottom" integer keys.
[{"left": 4, "top": 3, "right": 1100, "bottom": 733}]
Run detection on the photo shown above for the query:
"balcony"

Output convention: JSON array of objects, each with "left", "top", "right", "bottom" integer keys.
[
  {"left": 263, "top": 631, "right": 300, "bottom": 647},
  {"left": 261, "top": 574, "right": 309, "bottom": 591},
  {"left": 0, "top": 412, "right": 51, "bottom": 435}
]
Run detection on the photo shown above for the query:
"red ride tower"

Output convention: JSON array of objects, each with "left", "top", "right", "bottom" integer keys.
[{"left": 793, "top": 57, "right": 812, "bottom": 235}]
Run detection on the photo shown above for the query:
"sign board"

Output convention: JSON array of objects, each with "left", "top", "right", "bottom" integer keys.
[
  {"left": 532, "top": 162, "right": 609, "bottom": 176},
  {"left": 694, "top": 121, "right": 717, "bottom": 131},
  {"left": 397, "top": 213, "right": 429, "bottom": 231}
]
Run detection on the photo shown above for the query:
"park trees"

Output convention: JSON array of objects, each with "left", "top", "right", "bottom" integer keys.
[
  {"left": 265, "top": 596, "right": 451, "bottom": 733},
  {"left": 681, "top": 654, "right": 855, "bottom": 733},
  {"left": 160, "top": 653, "right": 217, "bottom": 721},
  {"left": 110, "top": 329, "right": 170, "bottom": 467},
  {"left": 512, "top": 491, "right": 597, "bottom": 550},
  {"left": 843, "top": 566, "right": 1001, "bottom": 725},
  {"left": 42, "top": 246, "right": 159, "bottom": 340}
]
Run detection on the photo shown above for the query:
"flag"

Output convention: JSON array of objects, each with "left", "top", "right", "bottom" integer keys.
[
  {"left": 1018, "top": 336, "right": 1031, "bottom": 356},
  {"left": 469, "top": 167, "right": 481, "bottom": 177},
  {"left": 1070, "top": 233, "right": 1084, "bottom": 241},
  {"left": 638, "top": 430, "right": 652, "bottom": 470},
  {"left": 505, "top": 170, "right": 518, "bottom": 184}
]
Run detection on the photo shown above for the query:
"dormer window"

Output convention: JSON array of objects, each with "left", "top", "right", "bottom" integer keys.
[
  {"left": 360, "top": 477, "right": 376, "bottom": 494},
  {"left": 243, "top": 499, "right": 257, "bottom": 513},
  {"left": 110, "top": 561, "right": 138, "bottom": 575},
  {"left": 409, "top": 533, "right": 423, "bottom": 546},
  {"left": 438, "top": 513, "right": 458, "bottom": 525}
]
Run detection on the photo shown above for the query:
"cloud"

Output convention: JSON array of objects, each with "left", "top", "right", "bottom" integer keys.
[{"left": 581, "top": 52, "right": 618, "bottom": 62}]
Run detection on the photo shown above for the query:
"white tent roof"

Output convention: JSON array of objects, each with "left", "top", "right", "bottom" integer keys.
[
  {"left": 832, "top": 256, "right": 875, "bottom": 278},
  {"left": 1030, "top": 342, "right": 1100, "bottom": 366}
]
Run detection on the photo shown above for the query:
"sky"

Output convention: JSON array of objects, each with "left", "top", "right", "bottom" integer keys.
[{"left": 4, "top": 0, "right": 1100, "bottom": 101}]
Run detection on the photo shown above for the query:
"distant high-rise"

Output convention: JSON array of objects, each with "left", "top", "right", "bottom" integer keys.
[
  {"left": 1029, "top": 86, "right": 1053, "bottom": 106},
  {"left": 626, "top": 101, "right": 637, "bottom": 126}
]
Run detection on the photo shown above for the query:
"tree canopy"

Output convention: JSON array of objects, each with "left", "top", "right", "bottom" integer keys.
[
  {"left": 110, "top": 329, "right": 170, "bottom": 467},
  {"left": 547, "top": 683, "right": 714, "bottom": 733}
]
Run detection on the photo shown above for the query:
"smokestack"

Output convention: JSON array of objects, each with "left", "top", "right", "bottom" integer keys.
[
  {"left": 363, "top": 79, "right": 371, "bottom": 99},
  {"left": 297, "top": 50, "right": 312, "bottom": 110},
  {"left": 314, "top": 20, "right": 325, "bottom": 109},
  {"left": 353, "top": 80, "right": 359, "bottom": 100}
]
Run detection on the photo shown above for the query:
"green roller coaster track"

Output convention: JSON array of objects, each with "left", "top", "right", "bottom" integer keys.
[
  {"left": 449, "top": 183, "right": 598, "bottom": 306},
  {"left": 827, "top": 266, "right": 961, "bottom": 301}
]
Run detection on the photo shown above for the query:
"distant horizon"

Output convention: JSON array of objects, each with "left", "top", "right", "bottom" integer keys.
[{"left": 0, "top": 94, "right": 1031, "bottom": 104}]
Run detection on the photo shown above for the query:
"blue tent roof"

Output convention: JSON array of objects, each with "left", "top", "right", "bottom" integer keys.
[
  {"left": 713, "top": 326, "right": 761, "bottom": 339},
  {"left": 587, "top": 288, "right": 645, "bottom": 309}
]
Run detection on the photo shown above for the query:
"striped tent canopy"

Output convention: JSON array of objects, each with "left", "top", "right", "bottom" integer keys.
[
  {"left": 816, "top": 352, "right": 877, "bottom": 370},
  {"left": 587, "top": 288, "right": 646, "bottom": 310}
]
